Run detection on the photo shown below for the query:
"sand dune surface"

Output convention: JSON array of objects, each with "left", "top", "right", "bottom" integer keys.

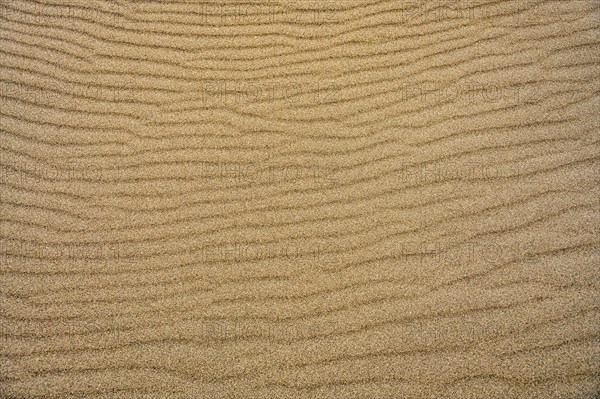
[{"left": 1, "top": 1, "right": 599, "bottom": 398}]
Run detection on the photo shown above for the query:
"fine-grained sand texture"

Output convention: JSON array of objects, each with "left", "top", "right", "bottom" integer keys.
[{"left": 1, "top": 1, "right": 599, "bottom": 398}]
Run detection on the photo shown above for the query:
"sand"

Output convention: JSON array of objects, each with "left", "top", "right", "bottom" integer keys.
[{"left": 1, "top": 0, "right": 599, "bottom": 398}]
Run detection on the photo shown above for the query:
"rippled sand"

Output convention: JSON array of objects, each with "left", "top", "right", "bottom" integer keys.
[{"left": 1, "top": 1, "right": 599, "bottom": 398}]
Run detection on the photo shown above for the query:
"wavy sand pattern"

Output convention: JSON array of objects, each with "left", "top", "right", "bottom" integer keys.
[{"left": 1, "top": 0, "right": 599, "bottom": 398}]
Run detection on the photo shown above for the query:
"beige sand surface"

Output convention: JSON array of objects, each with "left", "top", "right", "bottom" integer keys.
[{"left": 1, "top": 1, "right": 599, "bottom": 398}]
